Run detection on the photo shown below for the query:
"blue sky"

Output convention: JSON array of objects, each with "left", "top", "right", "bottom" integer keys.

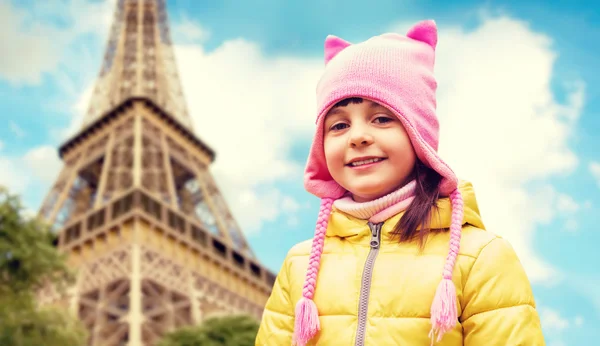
[{"left": 1, "top": 0, "right": 599, "bottom": 344}]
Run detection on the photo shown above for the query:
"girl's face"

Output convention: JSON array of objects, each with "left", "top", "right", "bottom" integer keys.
[{"left": 323, "top": 98, "right": 416, "bottom": 202}]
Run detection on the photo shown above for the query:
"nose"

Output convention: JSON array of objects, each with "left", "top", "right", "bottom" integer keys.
[{"left": 348, "top": 125, "right": 374, "bottom": 147}]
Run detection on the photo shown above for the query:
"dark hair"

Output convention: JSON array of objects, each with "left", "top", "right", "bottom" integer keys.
[
  {"left": 390, "top": 160, "right": 443, "bottom": 246},
  {"left": 330, "top": 97, "right": 363, "bottom": 109},
  {"left": 329, "top": 97, "right": 444, "bottom": 245}
]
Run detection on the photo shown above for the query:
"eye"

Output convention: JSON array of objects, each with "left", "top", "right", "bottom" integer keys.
[
  {"left": 330, "top": 122, "right": 349, "bottom": 131},
  {"left": 373, "top": 116, "right": 394, "bottom": 124}
]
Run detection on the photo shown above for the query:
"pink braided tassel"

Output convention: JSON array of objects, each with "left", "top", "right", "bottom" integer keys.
[
  {"left": 292, "top": 198, "right": 333, "bottom": 346},
  {"left": 429, "top": 188, "right": 463, "bottom": 344},
  {"left": 293, "top": 297, "right": 320, "bottom": 346}
]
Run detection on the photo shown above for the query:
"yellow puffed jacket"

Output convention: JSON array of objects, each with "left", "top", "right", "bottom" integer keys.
[{"left": 256, "top": 181, "right": 545, "bottom": 345}]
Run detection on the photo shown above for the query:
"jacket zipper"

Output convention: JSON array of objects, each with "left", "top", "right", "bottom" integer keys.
[{"left": 355, "top": 221, "right": 382, "bottom": 346}]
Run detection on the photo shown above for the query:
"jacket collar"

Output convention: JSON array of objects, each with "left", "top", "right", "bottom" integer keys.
[{"left": 326, "top": 180, "right": 485, "bottom": 242}]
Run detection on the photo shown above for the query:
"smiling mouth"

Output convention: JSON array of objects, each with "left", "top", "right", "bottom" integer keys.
[{"left": 347, "top": 157, "right": 386, "bottom": 167}]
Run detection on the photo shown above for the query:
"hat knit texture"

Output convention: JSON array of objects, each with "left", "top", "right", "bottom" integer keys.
[{"left": 294, "top": 19, "right": 464, "bottom": 346}]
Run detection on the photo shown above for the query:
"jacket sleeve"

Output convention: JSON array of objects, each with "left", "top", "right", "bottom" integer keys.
[
  {"left": 460, "top": 237, "right": 546, "bottom": 346},
  {"left": 255, "top": 254, "right": 295, "bottom": 345}
]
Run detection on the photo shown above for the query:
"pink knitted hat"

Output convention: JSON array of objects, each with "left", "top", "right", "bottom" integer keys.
[{"left": 293, "top": 20, "right": 464, "bottom": 345}]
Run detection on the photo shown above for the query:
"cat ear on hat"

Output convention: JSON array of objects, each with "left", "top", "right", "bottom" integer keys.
[
  {"left": 324, "top": 35, "right": 352, "bottom": 64},
  {"left": 406, "top": 19, "right": 438, "bottom": 50}
]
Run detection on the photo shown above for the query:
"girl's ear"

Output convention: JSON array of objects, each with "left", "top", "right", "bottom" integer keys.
[
  {"left": 406, "top": 19, "right": 438, "bottom": 50},
  {"left": 324, "top": 35, "right": 352, "bottom": 64}
]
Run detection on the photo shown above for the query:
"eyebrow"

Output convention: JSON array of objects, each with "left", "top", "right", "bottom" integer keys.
[{"left": 327, "top": 107, "right": 344, "bottom": 116}]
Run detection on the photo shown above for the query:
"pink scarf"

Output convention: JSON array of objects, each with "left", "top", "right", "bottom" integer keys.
[{"left": 333, "top": 180, "right": 417, "bottom": 223}]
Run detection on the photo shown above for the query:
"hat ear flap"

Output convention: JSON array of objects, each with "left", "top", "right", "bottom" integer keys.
[
  {"left": 324, "top": 35, "right": 352, "bottom": 64},
  {"left": 406, "top": 19, "right": 438, "bottom": 50}
]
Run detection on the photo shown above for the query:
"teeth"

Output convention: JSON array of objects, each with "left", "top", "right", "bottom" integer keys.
[{"left": 351, "top": 158, "right": 382, "bottom": 166}]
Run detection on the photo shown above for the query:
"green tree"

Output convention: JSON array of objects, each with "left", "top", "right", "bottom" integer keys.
[
  {"left": 157, "top": 314, "right": 260, "bottom": 346},
  {"left": 0, "top": 186, "right": 88, "bottom": 346}
]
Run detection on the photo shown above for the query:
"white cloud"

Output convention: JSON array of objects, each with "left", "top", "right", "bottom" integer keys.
[
  {"left": 557, "top": 194, "right": 579, "bottom": 233},
  {"left": 549, "top": 342, "right": 566, "bottom": 346},
  {"left": 590, "top": 162, "right": 600, "bottom": 188},
  {"left": 58, "top": 83, "right": 95, "bottom": 141},
  {"left": 389, "top": 16, "right": 585, "bottom": 284},
  {"left": 44, "top": 0, "right": 116, "bottom": 38},
  {"left": 282, "top": 197, "right": 301, "bottom": 213},
  {"left": 557, "top": 194, "right": 579, "bottom": 213},
  {"left": 0, "top": 156, "right": 30, "bottom": 194},
  {"left": 0, "top": 2, "right": 64, "bottom": 85},
  {"left": 539, "top": 306, "right": 585, "bottom": 346},
  {"left": 173, "top": 15, "right": 210, "bottom": 43},
  {"left": 0, "top": 146, "right": 62, "bottom": 196},
  {"left": 0, "top": 0, "right": 114, "bottom": 85},
  {"left": 23, "top": 0, "right": 115, "bottom": 142},
  {"left": 563, "top": 219, "right": 578, "bottom": 233},
  {"left": 0, "top": 0, "right": 116, "bottom": 148},
  {"left": 0, "top": 145, "right": 64, "bottom": 223},
  {"left": 540, "top": 306, "right": 569, "bottom": 331},
  {"left": 22, "top": 146, "right": 62, "bottom": 184},
  {"left": 287, "top": 215, "right": 300, "bottom": 228},
  {"left": 174, "top": 37, "right": 324, "bottom": 232},
  {"left": 572, "top": 276, "right": 600, "bottom": 316},
  {"left": 225, "top": 184, "right": 300, "bottom": 234},
  {"left": 9, "top": 121, "right": 25, "bottom": 138}
]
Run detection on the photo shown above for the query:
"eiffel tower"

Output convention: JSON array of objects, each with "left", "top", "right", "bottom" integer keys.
[{"left": 36, "top": 0, "right": 275, "bottom": 345}]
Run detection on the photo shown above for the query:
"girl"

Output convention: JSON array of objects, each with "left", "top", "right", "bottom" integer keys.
[{"left": 256, "top": 20, "right": 545, "bottom": 345}]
